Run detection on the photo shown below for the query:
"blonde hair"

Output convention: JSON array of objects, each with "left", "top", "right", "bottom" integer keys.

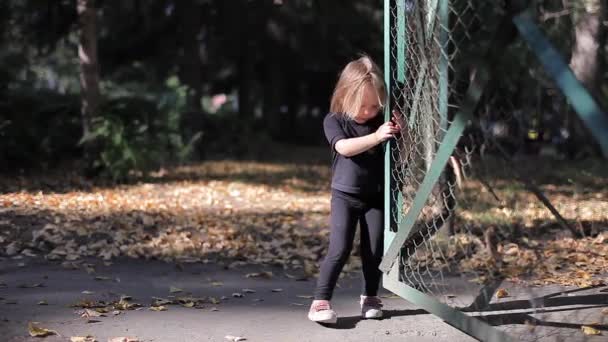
[{"left": 330, "top": 55, "right": 386, "bottom": 119}]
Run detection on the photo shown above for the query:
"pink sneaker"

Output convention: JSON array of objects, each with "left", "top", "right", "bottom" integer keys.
[
  {"left": 360, "top": 295, "right": 383, "bottom": 319},
  {"left": 308, "top": 300, "right": 337, "bottom": 324}
]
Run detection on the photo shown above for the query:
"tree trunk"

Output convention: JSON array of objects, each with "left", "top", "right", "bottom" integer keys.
[
  {"left": 569, "top": 0, "right": 603, "bottom": 97},
  {"left": 567, "top": 0, "right": 605, "bottom": 156},
  {"left": 77, "top": 0, "right": 100, "bottom": 143},
  {"left": 237, "top": 0, "right": 253, "bottom": 119},
  {"left": 263, "top": 4, "right": 286, "bottom": 139},
  {"left": 175, "top": 0, "right": 203, "bottom": 111}
]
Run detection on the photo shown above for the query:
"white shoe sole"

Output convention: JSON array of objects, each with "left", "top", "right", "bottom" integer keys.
[
  {"left": 308, "top": 312, "right": 338, "bottom": 324},
  {"left": 362, "top": 310, "right": 383, "bottom": 319}
]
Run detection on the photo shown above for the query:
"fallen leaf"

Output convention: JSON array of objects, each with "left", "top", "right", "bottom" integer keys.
[
  {"left": 70, "top": 336, "right": 96, "bottom": 342},
  {"left": 210, "top": 307, "right": 219, "bottom": 311},
  {"left": 113, "top": 298, "right": 140, "bottom": 310},
  {"left": 108, "top": 337, "right": 139, "bottom": 342},
  {"left": 232, "top": 293, "right": 243, "bottom": 298},
  {"left": 245, "top": 271, "right": 272, "bottom": 279},
  {"left": 271, "top": 288, "right": 283, "bottom": 292},
  {"left": 37, "top": 300, "right": 48, "bottom": 305},
  {"left": 82, "top": 309, "right": 105, "bottom": 318},
  {"left": 71, "top": 299, "right": 103, "bottom": 309},
  {"left": 82, "top": 290, "right": 95, "bottom": 295},
  {"left": 496, "top": 288, "right": 509, "bottom": 299},
  {"left": 581, "top": 325, "right": 602, "bottom": 335},
  {"left": 21, "top": 249, "right": 37, "bottom": 257},
  {"left": 169, "top": 286, "right": 183, "bottom": 293},
  {"left": 94, "top": 276, "right": 110, "bottom": 281},
  {"left": 150, "top": 305, "right": 167, "bottom": 311},
  {"left": 152, "top": 297, "right": 173, "bottom": 306},
  {"left": 28, "top": 322, "right": 57, "bottom": 337},
  {"left": 225, "top": 335, "right": 246, "bottom": 341},
  {"left": 296, "top": 295, "right": 313, "bottom": 299},
  {"left": 242, "top": 289, "right": 256, "bottom": 293},
  {"left": 211, "top": 281, "right": 224, "bottom": 287},
  {"left": 18, "top": 283, "right": 44, "bottom": 288},
  {"left": 289, "top": 302, "right": 304, "bottom": 306}
]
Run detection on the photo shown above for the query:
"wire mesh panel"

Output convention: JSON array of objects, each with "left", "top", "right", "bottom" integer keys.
[{"left": 385, "top": 1, "right": 608, "bottom": 341}]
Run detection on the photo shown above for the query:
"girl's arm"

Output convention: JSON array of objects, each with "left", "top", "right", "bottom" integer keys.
[{"left": 335, "top": 121, "right": 399, "bottom": 157}]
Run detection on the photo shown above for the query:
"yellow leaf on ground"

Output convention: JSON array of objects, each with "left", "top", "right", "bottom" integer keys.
[
  {"left": 496, "top": 288, "right": 509, "bottom": 299},
  {"left": 581, "top": 325, "right": 602, "bottom": 335},
  {"left": 82, "top": 308, "right": 104, "bottom": 318},
  {"left": 149, "top": 305, "right": 167, "bottom": 311},
  {"left": 70, "top": 335, "right": 97, "bottom": 342},
  {"left": 152, "top": 297, "right": 173, "bottom": 306},
  {"left": 108, "top": 337, "right": 139, "bottom": 342},
  {"left": 28, "top": 322, "right": 57, "bottom": 337}
]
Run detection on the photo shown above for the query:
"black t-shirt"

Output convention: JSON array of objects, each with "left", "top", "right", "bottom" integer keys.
[{"left": 323, "top": 112, "right": 384, "bottom": 195}]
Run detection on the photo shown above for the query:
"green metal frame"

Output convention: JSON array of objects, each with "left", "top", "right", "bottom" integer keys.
[
  {"left": 382, "top": 2, "right": 511, "bottom": 341},
  {"left": 382, "top": 1, "right": 608, "bottom": 341}
]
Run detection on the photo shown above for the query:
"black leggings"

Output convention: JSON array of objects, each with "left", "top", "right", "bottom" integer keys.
[{"left": 314, "top": 190, "right": 384, "bottom": 300}]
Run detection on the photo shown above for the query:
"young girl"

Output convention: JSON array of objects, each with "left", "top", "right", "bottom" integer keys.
[{"left": 309, "top": 55, "right": 400, "bottom": 324}]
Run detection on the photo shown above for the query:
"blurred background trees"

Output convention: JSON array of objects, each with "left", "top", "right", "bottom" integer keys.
[{"left": 0, "top": 0, "right": 605, "bottom": 179}]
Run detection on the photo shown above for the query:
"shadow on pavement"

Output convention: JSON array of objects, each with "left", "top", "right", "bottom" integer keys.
[{"left": 320, "top": 308, "right": 429, "bottom": 329}]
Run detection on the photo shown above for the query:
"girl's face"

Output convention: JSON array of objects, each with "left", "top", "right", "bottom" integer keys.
[{"left": 354, "top": 83, "right": 381, "bottom": 123}]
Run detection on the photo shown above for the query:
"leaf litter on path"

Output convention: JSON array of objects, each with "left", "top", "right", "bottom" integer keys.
[{"left": 1, "top": 159, "right": 607, "bottom": 288}]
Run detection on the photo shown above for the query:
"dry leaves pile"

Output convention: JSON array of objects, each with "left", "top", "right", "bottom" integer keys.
[
  {"left": 453, "top": 232, "right": 608, "bottom": 287},
  {"left": 1, "top": 159, "right": 606, "bottom": 288},
  {"left": 1, "top": 162, "right": 331, "bottom": 276}
]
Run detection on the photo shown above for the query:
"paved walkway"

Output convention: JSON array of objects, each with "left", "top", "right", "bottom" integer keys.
[{"left": 1, "top": 257, "right": 476, "bottom": 342}]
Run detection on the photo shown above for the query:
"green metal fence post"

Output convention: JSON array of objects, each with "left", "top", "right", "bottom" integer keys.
[
  {"left": 438, "top": 0, "right": 449, "bottom": 134},
  {"left": 385, "top": 0, "right": 398, "bottom": 240}
]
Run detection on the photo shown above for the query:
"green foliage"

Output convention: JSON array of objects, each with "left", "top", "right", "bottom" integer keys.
[{"left": 81, "top": 77, "right": 202, "bottom": 180}]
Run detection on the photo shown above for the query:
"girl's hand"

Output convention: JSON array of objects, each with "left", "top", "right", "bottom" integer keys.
[
  {"left": 375, "top": 120, "right": 400, "bottom": 143},
  {"left": 391, "top": 109, "right": 407, "bottom": 130}
]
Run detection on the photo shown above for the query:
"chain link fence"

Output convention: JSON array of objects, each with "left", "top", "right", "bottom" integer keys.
[{"left": 386, "top": 0, "right": 608, "bottom": 340}]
